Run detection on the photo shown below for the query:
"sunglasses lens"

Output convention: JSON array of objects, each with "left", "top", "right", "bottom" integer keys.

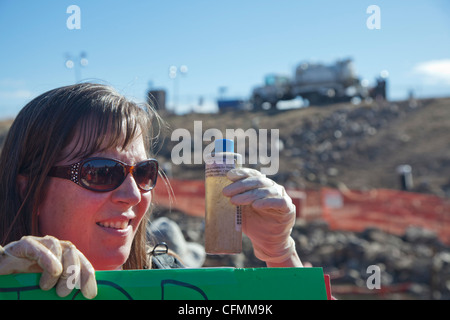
[
  {"left": 80, "top": 159, "right": 125, "bottom": 191},
  {"left": 134, "top": 160, "right": 158, "bottom": 191}
]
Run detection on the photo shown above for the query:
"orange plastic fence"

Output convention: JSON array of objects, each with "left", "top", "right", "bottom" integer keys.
[
  {"left": 321, "top": 187, "right": 450, "bottom": 243},
  {"left": 153, "top": 179, "right": 206, "bottom": 217},
  {"left": 153, "top": 179, "right": 450, "bottom": 244}
]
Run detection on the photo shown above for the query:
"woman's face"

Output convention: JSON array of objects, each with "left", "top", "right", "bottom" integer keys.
[{"left": 38, "top": 130, "right": 152, "bottom": 270}]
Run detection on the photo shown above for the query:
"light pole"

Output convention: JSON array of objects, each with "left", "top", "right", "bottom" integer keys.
[
  {"left": 168, "top": 65, "right": 188, "bottom": 113},
  {"left": 65, "top": 52, "right": 88, "bottom": 83}
]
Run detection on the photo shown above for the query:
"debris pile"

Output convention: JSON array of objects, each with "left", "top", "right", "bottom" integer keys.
[
  {"left": 160, "top": 97, "right": 450, "bottom": 197},
  {"left": 280, "top": 102, "right": 409, "bottom": 187},
  {"left": 291, "top": 221, "right": 450, "bottom": 300}
]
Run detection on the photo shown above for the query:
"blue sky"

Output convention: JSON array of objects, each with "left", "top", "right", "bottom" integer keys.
[{"left": 0, "top": 0, "right": 449, "bottom": 119}]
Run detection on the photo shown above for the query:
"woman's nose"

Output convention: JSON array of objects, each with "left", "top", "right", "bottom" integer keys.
[{"left": 111, "top": 173, "right": 142, "bottom": 206}]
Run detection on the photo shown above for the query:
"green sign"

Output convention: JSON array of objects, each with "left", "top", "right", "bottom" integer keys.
[{"left": 0, "top": 267, "right": 328, "bottom": 300}]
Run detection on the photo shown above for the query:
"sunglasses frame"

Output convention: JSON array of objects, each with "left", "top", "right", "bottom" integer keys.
[{"left": 48, "top": 157, "right": 159, "bottom": 192}]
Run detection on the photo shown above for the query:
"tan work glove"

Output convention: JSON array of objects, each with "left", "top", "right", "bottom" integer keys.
[
  {"left": 223, "top": 168, "right": 297, "bottom": 264},
  {"left": 0, "top": 235, "right": 97, "bottom": 299}
]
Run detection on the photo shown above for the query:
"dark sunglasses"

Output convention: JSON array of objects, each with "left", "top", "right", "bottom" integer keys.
[{"left": 48, "top": 157, "right": 158, "bottom": 192}]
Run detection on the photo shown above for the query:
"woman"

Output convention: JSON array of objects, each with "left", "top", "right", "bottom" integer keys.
[{"left": 0, "top": 83, "right": 300, "bottom": 299}]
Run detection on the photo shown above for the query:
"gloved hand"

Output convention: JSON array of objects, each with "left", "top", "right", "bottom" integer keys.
[
  {"left": 223, "top": 168, "right": 297, "bottom": 264},
  {"left": 0, "top": 235, "right": 97, "bottom": 299}
]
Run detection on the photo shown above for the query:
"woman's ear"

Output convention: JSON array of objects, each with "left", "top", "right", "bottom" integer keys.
[{"left": 17, "top": 174, "right": 28, "bottom": 201}]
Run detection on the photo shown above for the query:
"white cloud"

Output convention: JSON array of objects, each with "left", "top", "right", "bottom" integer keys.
[
  {"left": 0, "top": 89, "right": 34, "bottom": 100},
  {"left": 0, "top": 79, "right": 35, "bottom": 118},
  {"left": 413, "top": 59, "right": 450, "bottom": 85},
  {"left": 0, "top": 78, "right": 35, "bottom": 102},
  {"left": 0, "top": 79, "right": 27, "bottom": 87}
]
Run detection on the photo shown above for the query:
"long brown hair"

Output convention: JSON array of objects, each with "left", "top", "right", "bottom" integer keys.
[{"left": 0, "top": 82, "right": 165, "bottom": 269}]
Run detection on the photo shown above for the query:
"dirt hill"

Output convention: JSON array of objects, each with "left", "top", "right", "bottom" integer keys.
[
  {"left": 157, "top": 97, "right": 450, "bottom": 198},
  {"left": 1, "top": 97, "right": 449, "bottom": 197}
]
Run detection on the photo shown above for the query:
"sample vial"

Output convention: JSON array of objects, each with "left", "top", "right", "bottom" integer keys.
[{"left": 204, "top": 139, "right": 242, "bottom": 254}]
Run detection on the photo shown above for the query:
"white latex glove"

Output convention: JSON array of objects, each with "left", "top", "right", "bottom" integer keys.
[
  {"left": 0, "top": 235, "right": 97, "bottom": 299},
  {"left": 223, "top": 168, "right": 297, "bottom": 264}
]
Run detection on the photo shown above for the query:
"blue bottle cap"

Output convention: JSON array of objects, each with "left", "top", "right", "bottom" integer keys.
[{"left": 215, "top": 139, "right": 234, "bottom": 153}]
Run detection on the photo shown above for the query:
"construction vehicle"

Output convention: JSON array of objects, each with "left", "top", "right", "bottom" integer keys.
[{"left": 251, "top": 58, "right": 371, "bottom": 110}]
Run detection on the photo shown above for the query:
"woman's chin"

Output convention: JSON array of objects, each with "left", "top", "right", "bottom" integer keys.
[{"left": 89, "top": 249, "right": 130, "bottom": 271}]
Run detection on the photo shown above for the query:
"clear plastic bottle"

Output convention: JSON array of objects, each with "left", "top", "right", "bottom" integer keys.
[{"left": 204, "top": 139, "right": 242, "bottom": 254}]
